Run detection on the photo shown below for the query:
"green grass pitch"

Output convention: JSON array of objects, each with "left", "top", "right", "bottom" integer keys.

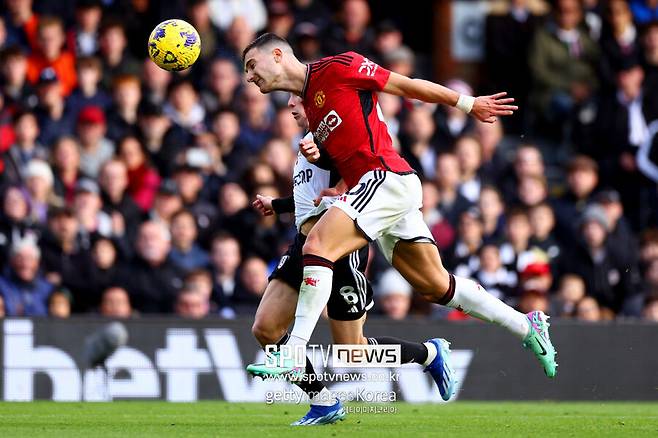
[{"left": 0, "top": 402, "right": 656, "bottom": 437}]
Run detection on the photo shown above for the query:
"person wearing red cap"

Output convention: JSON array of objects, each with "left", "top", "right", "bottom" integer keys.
[{"left": 77, "top": 105, "right": 114, "bottom": 178}]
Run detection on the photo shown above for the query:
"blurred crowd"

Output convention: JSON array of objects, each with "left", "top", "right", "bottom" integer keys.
[{"left": 0, "top": 0, "right": 658, "bottom": 323}]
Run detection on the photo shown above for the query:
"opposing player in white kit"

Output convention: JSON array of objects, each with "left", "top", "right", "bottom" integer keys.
[
  {"left": 248, "top": 94, "right": 455, "bottom": 426},
  {"left": 243, "top": 34, "right": 557, "bottom": 382}
]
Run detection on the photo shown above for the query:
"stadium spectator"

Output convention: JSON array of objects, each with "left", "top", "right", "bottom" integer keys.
[
  {"left": 50, "top": 136, "right": 82, "bottom": 204},
  {"left": 566, "top": 205, "right": 644, "bottom": 316},
  {"left": 210, "top": 109, "right": 248, "bottom": 180},
  {"left": 455, "top": 135, "right": 484, "bottom": 203},
  {"left": 175, "top": 286, "right": 210, "bottom": 319},
  {"left": 478, "top": 185, "right": 505, "bottom": 244},
  {"left": 98, "top": 18, "right": 140, "bottom": 90},
  {"left": 26, "top": 16, "right": 77, "bottom": 96},
  {"left": 375, "top": 268, "right": 413, "bottom": 320},
  {"left": 448, "top": 208, "right": 484, "bottom": 279},
  {"left": 39, "top": 206, "right": 89, "bottom": 306},
  {"left": 433, "top": 80, "right": 476, "bottom": 148},
  {"left": 0, "top": 184, "right": 41, "bottom": 267},
  {"left": 24, "top": 158, "right": 60, "bottom": 224},
  {"left": 0, "top": 238, "right": 52, "bottom": 316},
  {"left": 553, "top": 155, "right": 600, "bottom": 243},
  {"left": 208, "top": 0, "right": 267, "bottom": 33},
  {"left": 106, "top": 74, "right": 142, "bottom": 142},
  {"left": 517, "top": 290, "right": 550, "bottom": 315},
  {"left": 435, "top": 153, "right": 472, "bottom": 228},
  {"left": 237, "top": 83, "right": 273, "bottom": 153},
  {"left": 169, "top": 209, "right": 210, "bottom": 273},
  {"left": 73, "top": 178, "right": 113, "bottom": 239},
  {"left": 98, "top": 159, "right": 142, "bottom": 242},
  {"left": 377, "top": 92, "right": 402, "bottom": 140},
  {"left": 485, "top": 0, "right": 541, "bottom": 134},
  {"left": 0, "top": 294, "right": 4, "bottom": 318},
  {"left": 528, "top": 0, "right": 600, "bottom": 143},
  {"left": 421, "top": 180, "right": 455, "bottom": 251},
  {"left": 172, "top": 163, "right": 217, "bottom": 236},
  {"left": 552, "top": 274, "right": 587, "bottom": 317},
  {"left": 48, "top": 286, "right": 71, "bottom": 318},
  {"left": 641, "top": 20, "right": 658, "bottom": 90},
  {"left": 292, "top": 21, "right": 324, "bottom": 63},
  {"left": 141, "top": 59, "right": 172, "bottom": 107},
  {"left": 85, "top": 236, "right": 122, "bottom": 310},
  {"left": 259, "top": 138, "right": 295, "bottom": 189},
  {"left": 575, "top": 296, "right": 603, "bottom": 321},
  {"left": 499, "top": 207, "right": 533, "bottom": 277},
  {"left": 124, "top": 220, "right": 184, "bottom": 313},
  {"left": 1, "top": 110, "right": 45, "bottom": 184},
  {"left": 475, "top": 244, "right": 516, "bottom": 302},
  {"left": 118, "top": 135, "right": 160, "bottom": 212},
  {"left": 291, "top": 0, "right": 331, "bottom": 33},
  {"left": 186, "top": 0, "right": 221, "bottom": 64},
  {"left": 528, "top": 202, "right": 562, "bottom": 270},
  {"left": 184, "top": 269, "right": 215, "bottom": 309},
  {"left": 324, "top": 0, "right": 376, "bottom": 58},
  {"left": 67, "top": 0, "right": 102, "bottom": 57},
  {"left": 517, "top": 174, "right": 549, "bottom": 208},
  {"left": 34, "top": 67, "right": 74, "bottom": 146},
  {"left": 223, "top": 16, "right": 257, "bottom": 65},
  {"left": 163, "top": 79, "right": 206, "bottom": 145},
  {"left": 3, "top": 0, "right": 38, "bottom": 52},
  {"left": 599, "top": 0, "right": 641, "bottom": 90},
  {"left": 516, "top": 249, "right": 553, "bottom": 301},
  {"left": 643, "top": 258, "right": 658, "bottom": 297},
  {"left": 99, "top": 286, "right": 133, "bottom": 318},
  {"left": 594, "top": 189, "right": 638, "bottom": 261},
  {"left": 272, "top": 107, "right": 303, "bottom": 152},
  {"left": 149, "top": 179, "right": 183, "bottom": 225},
  {"left": 210, "top": 232, "right": 241, "bottom": 316},
  {"left": 201, "top": 58, "right": 241, "bottom": 114},
  {"left": 76, "top": 105, "right": 113, "bottom": 178},
  {"left": 499, "top": 144, "right": 545, "bottom": 205},
  {"left": 266, "top": 0, "right": 295, "bottom": 39},
  {"left": 1, "top": 46, "right": 35, "bottom": 111},
  {"left": 400, "top": 106, "right": 438, "bottom": 180}
]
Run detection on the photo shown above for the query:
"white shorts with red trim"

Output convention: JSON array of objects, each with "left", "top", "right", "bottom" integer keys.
[{"left": 330, "top": 170, "right": 435, "bottom": 263}]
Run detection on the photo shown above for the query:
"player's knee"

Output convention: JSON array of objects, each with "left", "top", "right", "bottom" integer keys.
[
  {"left": 251, "top": 319, "right": 285, "bottom": 346},
  {"left": 301, "top": 233, "right": 325, "bottom": 257}
]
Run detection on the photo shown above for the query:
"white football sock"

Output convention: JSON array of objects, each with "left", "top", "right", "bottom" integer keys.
[
  {"left": 422, "top": 341, "right": 437, "bottom": 367},
  {"left": 448, "top": 276, "right": 529, "bottom": 340},
  {"left": 289, "top": 264, "right": 334, "bottom": 357}
]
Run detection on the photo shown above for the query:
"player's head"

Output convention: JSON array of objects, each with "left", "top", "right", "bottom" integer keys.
[
  {"left": 242, "top": 32, "right": 294, "bottom": 93},
  {"left": 287, "top": 93, "right": 308, "bottom": 130}
]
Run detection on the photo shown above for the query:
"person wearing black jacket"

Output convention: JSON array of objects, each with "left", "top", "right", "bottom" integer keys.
[
  {"left": 564, "top": 205, "right": 644, "bottom": 316},
  {"left": 121, "top": 220, "right": 184, "bottom": 313}
]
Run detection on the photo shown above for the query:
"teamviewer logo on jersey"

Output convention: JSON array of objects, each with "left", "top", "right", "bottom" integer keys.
[
  {"left": 358, "top": 58, "right": 378, "bottom": 77},
  {"left": 315, "top": 110, "right": 342, "bottom": 142}
]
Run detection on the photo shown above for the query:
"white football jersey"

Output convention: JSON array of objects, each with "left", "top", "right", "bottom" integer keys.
[{"left": 293, "top": 133, "right": 332, "bottom": 229}]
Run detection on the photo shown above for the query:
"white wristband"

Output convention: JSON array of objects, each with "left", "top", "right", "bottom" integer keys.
[{"left": 455, "top": 94, "right": 475, "bottom": 114}]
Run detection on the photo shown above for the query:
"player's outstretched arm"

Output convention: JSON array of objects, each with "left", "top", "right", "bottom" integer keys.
[
  {"left": 383, "top": 72, "right": 518, "bottom": 123},
  {"left": 252, "top": 194, "right": 275, "bottom": 216}
]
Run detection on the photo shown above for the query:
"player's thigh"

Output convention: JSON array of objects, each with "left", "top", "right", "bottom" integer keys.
[
  {"left": 252, "top": 279, "right": 298, "bottom": 345},
  {"left": 303, "top": 205, "right": 369, "bottom": 261},
  {"left": 329, "top": 313, "right": 368, "bottom": 345},
  {"left": 392, "top": 240, "right": 450, "bottom": 301}
]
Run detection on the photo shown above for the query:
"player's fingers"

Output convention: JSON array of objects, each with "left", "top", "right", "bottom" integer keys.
[
  {"left": 490, "top": 92, "right": 507, "bottom": 99},
  {"left": 496, "top": 105, "right": 518, "bottom": 111},
  {"left": 495, "top": 97, "right": 515, "bottom": 104}
]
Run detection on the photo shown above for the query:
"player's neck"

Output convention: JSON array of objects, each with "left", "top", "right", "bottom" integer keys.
[{"left": 279, "top": 59, "right": 308, "bottom": 96}]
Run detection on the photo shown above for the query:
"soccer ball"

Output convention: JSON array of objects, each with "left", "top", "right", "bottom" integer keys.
[{"left": 148, "top": 19, "right": 201, "bottom": 71}]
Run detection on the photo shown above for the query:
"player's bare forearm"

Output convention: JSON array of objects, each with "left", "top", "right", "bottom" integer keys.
[{"left": 383, "top": 72, "right": 518, "bottom": 123}]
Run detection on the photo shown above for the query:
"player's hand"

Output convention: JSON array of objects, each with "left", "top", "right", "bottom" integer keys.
[
  {"left": 252, "top": 194, "right": 274, "bottom": 216},
  {"left": 472, "top": 92, "right": 518, "bottom": 123},
  {"left": 299, "top": 137, "right": 320, "bottom": 162},
  {"left": 313, "top": 187, "right": 343, "bottom": 206}
]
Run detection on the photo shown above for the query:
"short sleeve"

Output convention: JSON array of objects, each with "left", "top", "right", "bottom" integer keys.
[{"left": 341, "top": 52, "right": 391, "bottom": 91}]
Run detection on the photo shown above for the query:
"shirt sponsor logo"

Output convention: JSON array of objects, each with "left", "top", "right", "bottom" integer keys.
[
  {"left": 358, "top": 58, "right": 378, "bottom": 77},
  {"left": 314, "top": 110, "right": 342, "bottom": 142},
  {"left": 314, "top": 90, "right": 326, "bottom": 108}
]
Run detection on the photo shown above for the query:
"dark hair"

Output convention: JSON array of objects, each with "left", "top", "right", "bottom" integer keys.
[{"left": 241, "top": 32, "right": 292, "bottom": 63}]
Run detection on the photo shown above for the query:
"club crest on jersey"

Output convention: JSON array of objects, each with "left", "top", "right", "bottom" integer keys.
[
  {"left": 358, "top": 58, "right": 378, "bottom": 77},
  {"left": 314, "top": 110, "right": 342, "bottom": 142},
  {"left": 314, "top": 90, "right": 326, "bottom": 108}
]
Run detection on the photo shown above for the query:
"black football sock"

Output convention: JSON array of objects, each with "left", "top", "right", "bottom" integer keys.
[{"left": 368, "top": 336, "right": 429, "bottom": 364}]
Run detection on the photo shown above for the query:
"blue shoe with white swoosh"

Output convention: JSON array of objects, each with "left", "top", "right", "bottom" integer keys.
[
  {"left": 423, "top": 338, "right": 456, "bottom": 401},
  {"left": 291, "top": 400, "right": 346, "bottom": 426}
]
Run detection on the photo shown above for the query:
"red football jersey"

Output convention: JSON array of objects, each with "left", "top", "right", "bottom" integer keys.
[{"left": 301, "top": 52, "right": 414, "bottom": 188}]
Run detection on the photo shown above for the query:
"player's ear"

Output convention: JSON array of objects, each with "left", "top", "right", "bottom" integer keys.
[{"left": 272, "top": 47, "right": 283, "bottom": 62}]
